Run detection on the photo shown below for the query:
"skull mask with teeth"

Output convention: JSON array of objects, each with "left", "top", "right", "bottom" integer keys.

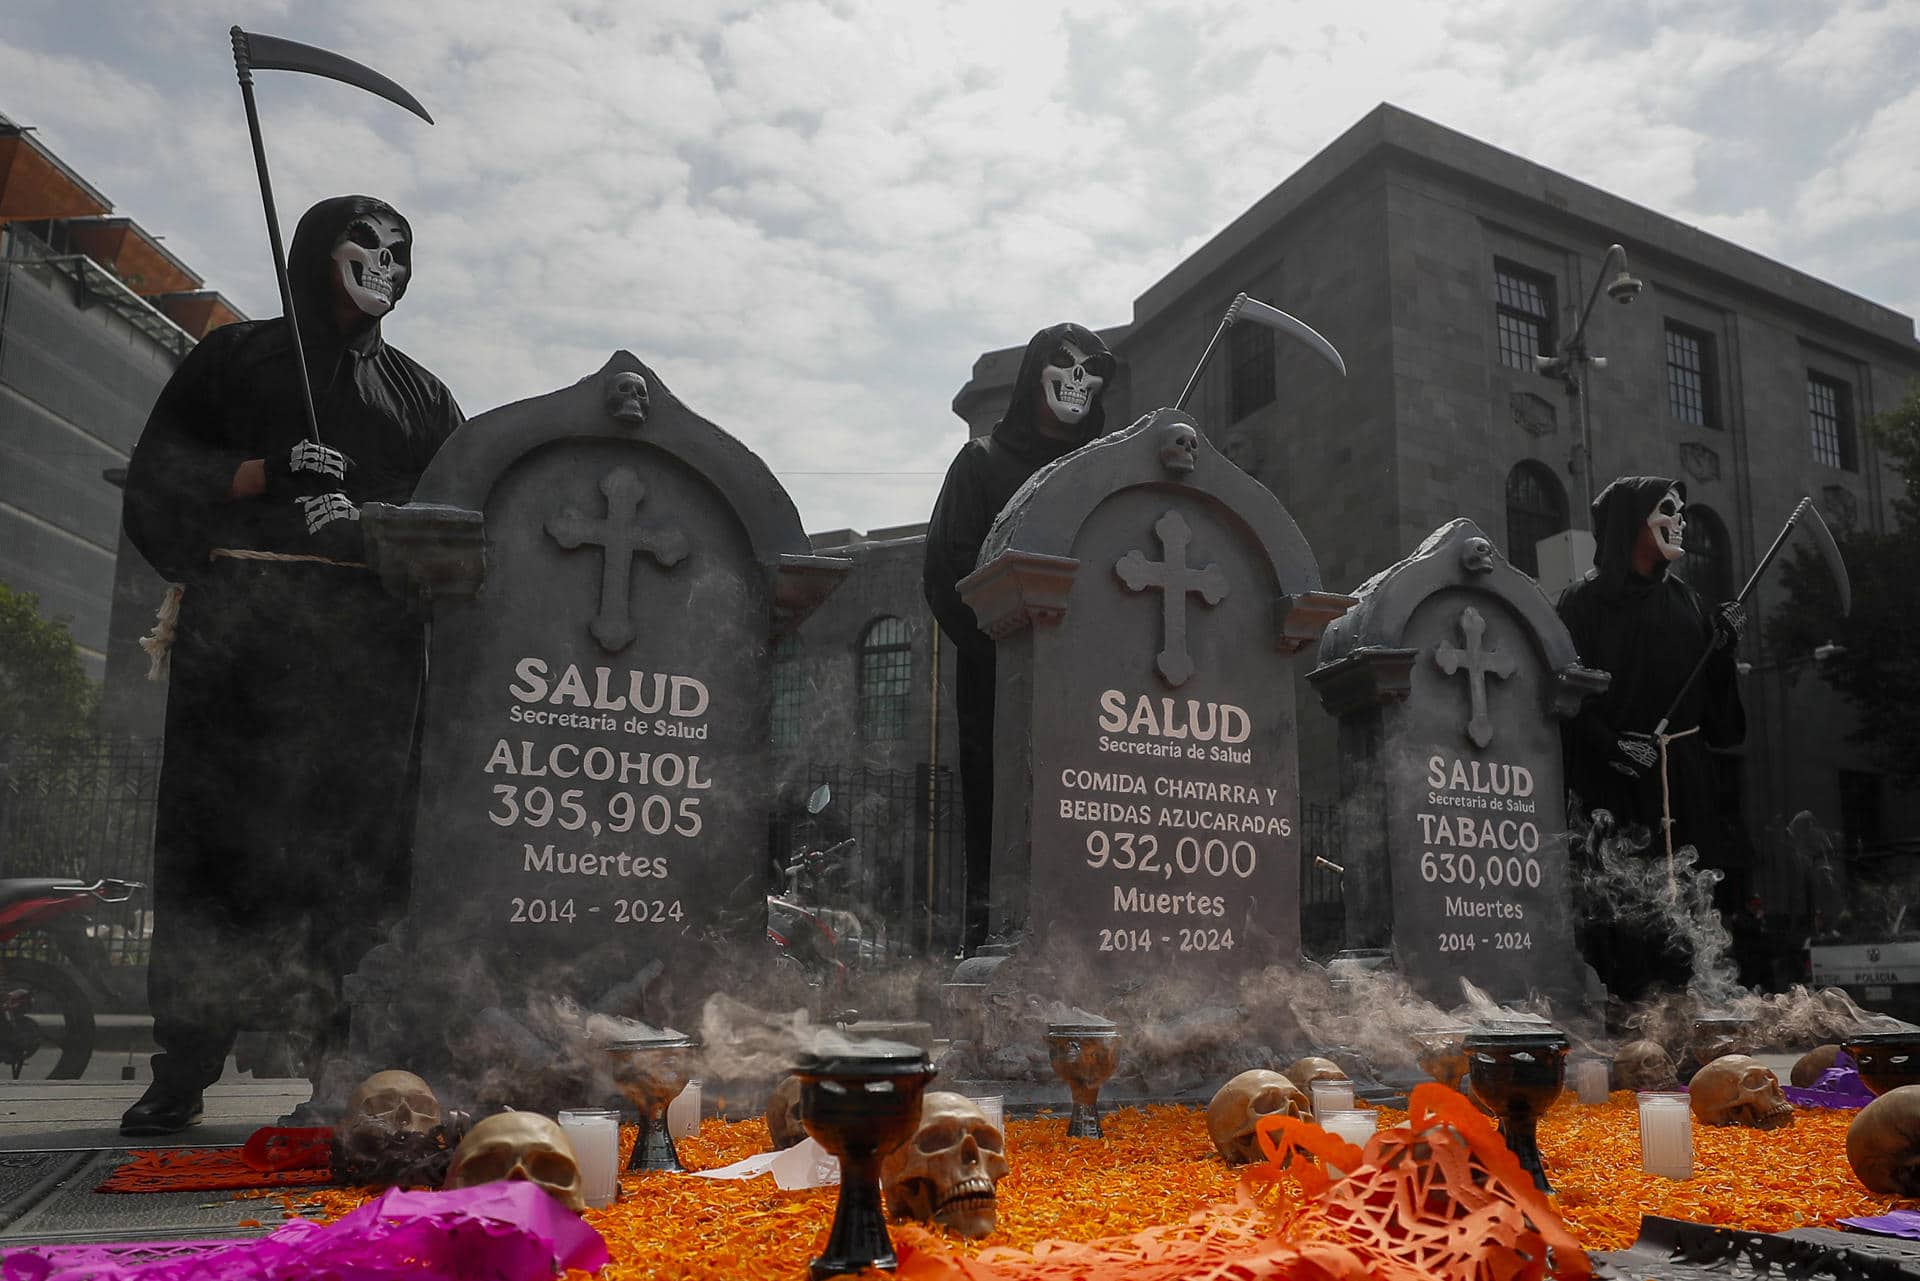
[
  {"left": 331, "top": 211, "right": 411, "bottom": 319},
  {"left": 1037, "top": 340, "right": 1110, "bottom": 434},
  {"left": 1646, "top": 486, "right": 1686, "bottom": 561}
]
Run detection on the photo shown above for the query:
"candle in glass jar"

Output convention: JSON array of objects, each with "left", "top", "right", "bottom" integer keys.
[
  {"left": 1636, "top": 1092, "right": 1692, "bottom": 1180},
  {"left": 558, "top": 1108, "right": 621, "bottom": 1207},
  {"left": 1310, "top": 1079, "right": 1355, "bottom": 1115},
  {"left": 1571, "top": 1059, "right": 1610, "bottom": 1105},
  {"left": 667, "top": 1079, "right": 703, "bottom": 1140},
  {"left": 1318, "top": 1108, "right": 1376, "bottom": 1177}
]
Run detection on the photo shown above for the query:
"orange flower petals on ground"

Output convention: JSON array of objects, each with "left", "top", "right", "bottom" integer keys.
[{"left": 246, "top": 1092, "right": 1902, "bottom": 1279}]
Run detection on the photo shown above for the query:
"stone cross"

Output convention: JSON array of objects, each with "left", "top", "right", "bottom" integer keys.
[
  {"left": 546, "top": 466, "right": 689, "bottom": 652},
  {"left": 1433, "top": 605, "right": 1516, "bottom": 749},
  {"left": 1115, "top": 509, "right": 1229, "bottom": 687}
]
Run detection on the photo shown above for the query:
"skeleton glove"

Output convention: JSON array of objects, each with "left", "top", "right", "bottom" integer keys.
[
  {"left": 1611, "top": 733, "right": 1659, "bottom": 777},
  {"left": 267, "top": 440, "right": 355, "bottom": 498},
  {"left": 298, "top": 492, "right": 366, "bottom": 561},
  {"left": 1713, "top": 601, "right": 1747, "bottom": 651}
]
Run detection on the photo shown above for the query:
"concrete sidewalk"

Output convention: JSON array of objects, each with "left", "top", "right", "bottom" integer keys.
[{"left": 0, "top": 1060, "right": 310, "bottom": 1152}]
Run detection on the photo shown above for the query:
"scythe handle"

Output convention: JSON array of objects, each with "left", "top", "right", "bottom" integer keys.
[{"left": 1651, "top": 498, "right": 1809, "bottom": 735}]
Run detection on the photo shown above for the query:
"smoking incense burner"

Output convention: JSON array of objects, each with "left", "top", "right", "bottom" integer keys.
[
  {"left": 1047, "top": 1018, "right": 1119, "bottom": 1139},
  {"left": 1464, "top": 1027, "right": 1569, "bottom": 1193},
  {"left": 605, "top": 1027, "right": 698, "bottom": 1173}
]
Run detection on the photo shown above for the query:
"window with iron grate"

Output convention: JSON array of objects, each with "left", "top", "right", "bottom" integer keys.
[
  {"left": 770, "top": 634, "right": 804, "bottom": 748},
  {"left": 1665, "top": 323, "right": 1717, "bottom": 428},
  {"left": 1808, "top": 373, "right": 1857, "bottom": 471},
  {"left": 858, "top": 617, "right": 913, "bottom": 741},
  {"left": 1504, "top": 460, "right": 1567, "bottom": 578},
  {"left": 1682, "top": 503, "right": 1733, "bottom": 602},
  {"left": 1229, "top": 312, "right": 1275, "bottom": 421},
  {"left": 1494, "top": 261, "right": 1555, "bottom": 372}
]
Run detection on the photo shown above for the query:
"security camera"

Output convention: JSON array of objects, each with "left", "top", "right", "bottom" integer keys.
[{"left": 1607, "top": 272, "right": 1643, "bottom": 304}]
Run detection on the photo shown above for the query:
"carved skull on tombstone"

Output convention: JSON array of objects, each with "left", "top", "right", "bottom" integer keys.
[
  {"left": 604, "top": 370, "right": 650, "bottom": 425},
  {"left": 1689, "top": 1054, "right": 1794, "bottom": 1129},
  {"left": 1848, "top": 1085, "right": 1920, "bottom": 1196},
  {"left": 766, "top": 1073, "right": 807, "bottom": 1151},
  {"left": 1156, "top": 421, "right": 1200, "bottom": 477},
  {"left": 1459, "top": 536, "right": 1496, "bottom": 575},
  {"left": 444, "top": 1111, "right": 586, "bottom": 1212},
  {"left": 1206, "top": 1070, "right": 1308, "bottom": 1165},
  {"left": 880, "top": 1092, "right": 1010, "bottom": 1239},
  {"left": 1612, "top": 1040, "right": 1679, "bottom": 1093}
]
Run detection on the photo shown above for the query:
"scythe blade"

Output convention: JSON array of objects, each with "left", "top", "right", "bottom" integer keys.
[
  {"left": 1797, "top": 498, "right": 1852, "bottom": 618},
  {"left": 234, "top": 28, "right": 434, "bottom": 124},
  {"left": 1233, "top": 294, "right": 1348, "bottom": 377}
]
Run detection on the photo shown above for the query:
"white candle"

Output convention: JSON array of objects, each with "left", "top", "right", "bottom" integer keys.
[
  {"left": 558, "top": 1108, "right": 621, "bottom": 1208},
  {"left": 964, "top": 1093, "right": 1006, "bottom": 1133},
  {"left": 1310, "top": 1080, "right": 1355, "bottom": 1115},
  {"left": 668, "top": 1079, "right": 703, "bottom": 1140},
  {"left": 1318, "top": 1108, "right": 1376, "bottom": 1177},
  {"left": 1572, "top": 1060, "right": 1610, "bottom": 1105},
  {"left": 1636, "top": 1092, "right": 1693, "bottom": 1180}
]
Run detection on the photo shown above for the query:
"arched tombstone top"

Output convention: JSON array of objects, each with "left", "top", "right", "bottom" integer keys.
[
  {"left": 978, "top": 407, "right": 1326, "bottom": 597},
  {"left": 412, "top": 351, "right": 813, "bottom": 570},
  {"left": 1320, "top": 518, "right": 1582, "bottom": 673}
]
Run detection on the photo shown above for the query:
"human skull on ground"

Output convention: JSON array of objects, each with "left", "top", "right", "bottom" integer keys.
[
  {"left": 1156, "top": 421, "right": 1200, "bottom": 476},
  {"left": 443, "top": 1111, "right": 586, "bottom": 1213},
  {"left": 1283, "top": 1057, "right": 1349, "bottom": 1091},
  {"left": 766, "top": 1074, "right": 807, "bottom": 1151},
  {"left": 1792, "top": 1044, "right": 1843, "bottom": 1088},
  {"left": 1847, "top": 1085, "right": 1920, "bottom": 1196},
  {"left": 344, "top": 1069, "right": 442, "bottom": 1140},
  {"left": 604, "top": 370, "right": 650, "bottom": 424},
  {"left": 1612, "top": 1040, "right": 1679, "bottom": 1093},
  {"left": 1689, "top": 1054, "right": 1794, "bottom": 1129},
  {"left": 1207, "top": 1070, "right": 1308, "bottom": 1165},
  {"left": 881, "top": 1092, "right": 1009, "bottom": 1238}
]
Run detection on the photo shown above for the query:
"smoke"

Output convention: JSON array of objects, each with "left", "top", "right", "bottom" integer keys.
[{"left": 1570, "top": 802, "right": 1736, "bottom": 1002}]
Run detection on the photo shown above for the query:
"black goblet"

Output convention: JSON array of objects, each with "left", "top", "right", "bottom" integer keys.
[
  {"left": 1464, "top": 1028, "right": 1568, "bottom": 1193},
  {"left": 605, "top": 1028, "right": 698, "bottom": 1173},
  {"left": 794, "top": 1041, "right": 936, "bottom": 1280},
  {"left": 1046, "top": 1019, "right": 1118, "bottom": 1139}
]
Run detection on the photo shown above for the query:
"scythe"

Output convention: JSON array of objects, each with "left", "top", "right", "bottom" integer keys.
[{"left": 229, "top": 27, "right": 434, "bottom": 444}]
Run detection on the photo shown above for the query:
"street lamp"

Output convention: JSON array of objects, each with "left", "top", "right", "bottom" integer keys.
[{"left": 1534, "top": 243, "right": 1643, "bottom": 523}]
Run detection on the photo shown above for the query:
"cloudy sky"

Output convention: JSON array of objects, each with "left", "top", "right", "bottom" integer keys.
[{"left": 4, "top": 0, "right": 1916, "bottom": 533}]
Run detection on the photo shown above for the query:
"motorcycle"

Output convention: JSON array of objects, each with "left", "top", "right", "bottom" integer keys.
[
  {"left": 765, "top": 786, "right": 881, "bottom": 1022},
  {"left": 0, "top": 876, "right": 141, "bottom": 1079}
]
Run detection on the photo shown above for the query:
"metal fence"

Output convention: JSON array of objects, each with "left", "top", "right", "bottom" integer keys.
[
  {"left": 1299, "top": 801, "right": 1346, "bottom": 957},
  {"left": 0, "top": 735, "right": 162, "bottom": 965}
]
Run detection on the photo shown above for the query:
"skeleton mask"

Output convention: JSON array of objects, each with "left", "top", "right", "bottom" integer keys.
[
  {"left": 1792, "top": 1044, "right": 1843, "bottom": 1088},
  {"left": 881, "top": 1092, "right": 1009, "bottom": 1239},
  {"left": 1156, "top": 422, "right": 1199, "bottom": 476},
  {"left": 1612, "top": 1040, "right": 1679, "bottom": 1093},
  {"left": 1038, "top": 340, "right": 1107, "bottom": 430},
  {"left": 344, "top": 1070, "right": 441, "bottom": 1142},
  {"left": 1689, "top": 1054, "right": 1793, "bottom": 1129},
  {"left": 1282, "top": 1057, "right": 1349, "bottom": 1091},
  {"left": 1646, "top": 486, "right": 1685, "bottom": 561},
  {"left": 605, "top": 371, "right": 650, "bottom": 425},
  {"left": 1460, "top": 537, "right": 1495, "bottom": 575},
  {"left": 330, "top": 211, "right": 409, "bottom": 317},
  {"left": 1206, "top": 1070, "right": 1308, "bottom": 1165},
  {"left": 1847, "top": 1085, "right": 1920, "bottom": 1196},
  {"left": 766, "top": 1074, "right": 807, "bottom": 1151},
  {"left": 444, "top": 1111, "right": 586, "bottom": 1213}
]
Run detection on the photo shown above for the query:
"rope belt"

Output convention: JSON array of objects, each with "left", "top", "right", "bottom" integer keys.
[
  {"left": 140, "top": 547, "right": 371, "bottom": 681},
  {"left": 1656, "top": 725, "right": 1702, "bottom": 891}
]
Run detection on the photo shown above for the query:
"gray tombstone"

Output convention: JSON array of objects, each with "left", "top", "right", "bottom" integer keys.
[
  {"left": 1308, "top": 519, "right": 1606, "bottom": 1010},
  {"left": 343, "top": 353, "right": 846, "bottom": 1104},
  {"left": 959, "top": 410, "right": 1351, "bottom": 992}
]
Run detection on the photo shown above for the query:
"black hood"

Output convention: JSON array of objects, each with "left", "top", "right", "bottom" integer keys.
[
  {"left": 1590, "top": 474, "right": 1684, "bottom": 584},
  {"left": 991, "top": 322, "right": 1113, "bottom": 462},
  {"left": 286, "top": 195, "right": 412, "bottom": 340}
]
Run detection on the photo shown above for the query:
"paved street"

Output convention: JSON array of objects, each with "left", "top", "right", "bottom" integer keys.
[{"left": 1, "top": 1056, "right": 310, "bottom": 1153}]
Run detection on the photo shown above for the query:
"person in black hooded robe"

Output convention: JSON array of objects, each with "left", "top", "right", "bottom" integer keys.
[
  {"left": 923, "top": 323, "right": 1114, "bottom": 952},
  {"left": 1556, "top": 475, "right": 1746, "bottom": 1000},
  {"left": 119, "top": 196, "right": 463, "bottom": 1134}
]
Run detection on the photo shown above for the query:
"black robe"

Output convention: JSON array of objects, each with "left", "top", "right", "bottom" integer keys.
[
  {"left": 922, "top": 323, "right": 1112, "bottom": 949},
  {"left": 123, "top": 196, "right": 463, "bottom": 1086},
  {"left": 1557, "top": 476, "right": 1745, "bottom": 996}
]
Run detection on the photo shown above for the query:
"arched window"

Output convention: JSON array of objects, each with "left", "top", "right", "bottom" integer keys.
[
  {"left": 1684, "top": 503, "right": 1733, "bottom": 603},
  {"left": 770, "top": 635, "right": 804, "bottom": 748},
  {"left": 858, "top": 617, "right": 912, "bottom": 741},
  {"left": 1505, "top": 461, "right": 1568, "bottom": 578}
]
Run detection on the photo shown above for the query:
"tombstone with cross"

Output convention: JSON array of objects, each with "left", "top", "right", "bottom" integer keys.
[
  {"left": 959, "top": 410, "right": 1352, "bottom": 990},
  {"left": 340, "top": 353, "right": 847, "bottom": 1102},
  {"left": 1308, "top": 518, "right": 1606, "bottom": 1009}
]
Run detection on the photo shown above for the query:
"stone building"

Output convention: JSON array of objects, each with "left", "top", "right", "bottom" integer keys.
[
  {"left": 1, "top": 110, "right": 243, "bottom": 730},
  {"left": 949, "top": 103, "right": 1920, "bottom": 922}
]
